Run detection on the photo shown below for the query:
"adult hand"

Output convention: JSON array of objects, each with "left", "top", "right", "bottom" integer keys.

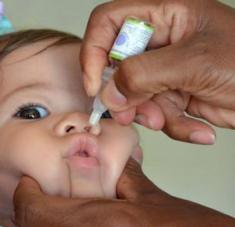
[
  {"left": 81, "top": 0, "right": 235, "bottom": 144},
  {"left": 14, "top": 159, "right": 235, "bottom": 227}
]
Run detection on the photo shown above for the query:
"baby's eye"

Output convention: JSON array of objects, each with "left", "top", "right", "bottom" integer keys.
[
  {"left": 101, "top": 110, "right": 112, "bottom": 119},
  {"left": 14, "top": 105, "right": 49, "bottom": 120}
]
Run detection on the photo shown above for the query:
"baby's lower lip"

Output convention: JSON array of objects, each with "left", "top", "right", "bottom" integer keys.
[{"left": 68, "top": 155, "right": 99, "bottom": 168}]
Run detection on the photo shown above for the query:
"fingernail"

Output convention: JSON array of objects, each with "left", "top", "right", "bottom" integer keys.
[
  {"left": 189, "top": 131, "right": 216, "bottom": 145},
  {"left": 135, "top": 115, "right": 159, "bottom": 130},
  {"left": 89, "top": 124, "right": 101, "bottom": 136},
  {"left": 83, "top": 73, "right": 99, "bottom": 97},
  {"left": 103, "top": 80, "right": 127, "bottom": 107},
  {"left": 83, "top": 73, "right": 93, "bottom": 96},
  {"left": 135, "top": 114, "right": 148, "bottom": 126}
]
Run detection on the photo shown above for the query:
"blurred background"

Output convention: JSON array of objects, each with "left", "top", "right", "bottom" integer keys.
[{"left": 3, "top": 0, "right": 235, "bottom": 217}]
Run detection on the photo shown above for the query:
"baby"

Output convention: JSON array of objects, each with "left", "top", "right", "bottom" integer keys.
[{"left": 0, "top": 29, "right": 142, "bottom": 227}]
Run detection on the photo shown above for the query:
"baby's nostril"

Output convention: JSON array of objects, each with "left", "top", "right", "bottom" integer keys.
[{"left": 65, "top": 125, "right": 75, "bottom": 133}]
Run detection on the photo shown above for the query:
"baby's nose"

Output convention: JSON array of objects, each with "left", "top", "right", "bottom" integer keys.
[{"left": 54, "top": 112, "right": 90, "bottom": 136}]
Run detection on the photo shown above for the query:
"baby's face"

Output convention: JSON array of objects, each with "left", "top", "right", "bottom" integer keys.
[{"left": 0, "top": 40, "right": 141, "bottom": 217}]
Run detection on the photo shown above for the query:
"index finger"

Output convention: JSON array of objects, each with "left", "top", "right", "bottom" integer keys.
[
  {"left": 13, "top": 176, "right": 95, "bottom": 208},
  {"left": 80, "top": 1, "right": 167, "bottom": 97},
  {"left": 13, "top": 176, "right": 96, "bottom": 227},
  {"left": 13, "top": 176, "right": 44, "bottom": 227}
]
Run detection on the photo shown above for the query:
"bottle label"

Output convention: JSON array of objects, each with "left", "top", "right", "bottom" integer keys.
[{"left": 109, "top": 17, "right": 154, "bottom": 61}]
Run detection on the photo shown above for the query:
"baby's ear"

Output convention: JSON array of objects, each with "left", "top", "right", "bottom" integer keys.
[{"left": 131, "top": 144, "right": 143, "bottom": 165}]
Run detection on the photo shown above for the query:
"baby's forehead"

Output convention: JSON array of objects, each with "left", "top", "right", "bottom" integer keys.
[
  {"left": 1, "top": 39, "right": 81, "bottom": 66},
  {"left": 0, "top": 40, "right": 85, "bottom": 101},
  {"left": 0, "top": 29, "right": 82, "bottom": 63}
]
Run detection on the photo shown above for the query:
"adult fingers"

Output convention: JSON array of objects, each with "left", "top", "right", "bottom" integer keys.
[
  {"left": 135, "top": 100, "right": 165, "bottom": 130},
  {"left": 14, "top": 176, "right": 43, "bottom": 209},
  {"left": 80, "top": 0, "right": 175, "bottom": 96},
  {"left": 110, "top": 100, "right": 165, "bottom": 130},
  {"left": 153, "top": 91, "right": 216, "bottom": 145},
  {"left": 161, "top": 95, "right": 235, "bottom": 143},
  {"left": 100, "top": 0, "right": 235, "bottom": 113},
  {"left": 101, "top": 36, "right": 208, "bottom": 112},
  {"left": 187, "top": 97, "right": 235, "bottom": 129},
  {"left": 13, "top": 176, "right": 45, "bottom": 227},
  {"left": 110, "top": 107, "right": 136, "bottom": 126},
  {"left": 117, "top": 158, "right": 169, "bottom": 203},
  {"left": 14, "top": 176, "right": 93, "bottom": 227}
]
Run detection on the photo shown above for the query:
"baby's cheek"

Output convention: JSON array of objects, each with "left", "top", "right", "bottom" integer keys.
[
  {"left": 6, "top": 131, "right": 70, "bottom": 197},
  {"left": 18, "top": 149, "right": 69, "bottom": 197},
  {"left": 101, "top": 120, "right": 139, "bottom": 145},
  {"left": 100, "top": 121, "right": 140, "bottom": 162},
  {"left": 131, "top": 145, "right": 143, "bottom": 165}
]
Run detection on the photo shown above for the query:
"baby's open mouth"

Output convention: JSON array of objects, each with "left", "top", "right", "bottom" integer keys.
[
  {"left": 77, "top": 150, "right": 89, "bottom": 157},
  {"left": 65, "top": 133, "right": 100, "bottom": 168}
]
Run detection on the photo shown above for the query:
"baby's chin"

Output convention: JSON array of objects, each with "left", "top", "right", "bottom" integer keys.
[
  {"left": 68, "top": 163, "right": 118, "bottom": 199},
  {"left": 68, "top": 148, "right": 143, "bottom": 199},
  {"left": 34, "top": 153, "right": 121, "bottom": 199},
  {"left": 70, "top": 180, "right": 116, "bottom": 199},
  {"left": 37, "top": 141, "right": 141, "bottom": 200}
]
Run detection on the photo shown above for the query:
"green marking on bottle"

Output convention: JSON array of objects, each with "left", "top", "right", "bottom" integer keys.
[
  {"left": 126, "top": 17, "right": 155, "bottom": 33},
  {"left": 109, "top": 51, "right": 125, "bottom": 61}
]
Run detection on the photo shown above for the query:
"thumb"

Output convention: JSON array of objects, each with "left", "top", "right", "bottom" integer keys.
[
  {"left": 101, "top": 38, "right": 202, "bottom": 112},
  {"left": 117, "top": 158, "right": 168, "bottom": 203}
]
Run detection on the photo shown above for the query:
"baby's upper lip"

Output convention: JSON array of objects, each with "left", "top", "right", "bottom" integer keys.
[{"left": 64, "top": 133, "right": 99, "bottom": 159}]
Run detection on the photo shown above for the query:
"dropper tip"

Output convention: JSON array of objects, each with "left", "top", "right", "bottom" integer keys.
[
  {"left": 89, "top": 110, "right": 102, "bottom": 126},
  {"left": 84, "top": 126, "right": 92, "bottom": 133},
  {"left": 84, "top": 124, "right": 101, "bottom": 136}
]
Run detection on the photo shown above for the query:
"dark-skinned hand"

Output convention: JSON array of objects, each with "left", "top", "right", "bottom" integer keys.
[
  {"left": 14, "top": 158, "right": 235, "bottom": 227},
  {"left": 81, "top": 0, "right": 235, "bottom": 145}
]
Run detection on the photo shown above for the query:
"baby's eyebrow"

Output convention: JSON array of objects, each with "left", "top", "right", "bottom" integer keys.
[{"left": 0, "top": 82, "right": 51, "bottom": 104}]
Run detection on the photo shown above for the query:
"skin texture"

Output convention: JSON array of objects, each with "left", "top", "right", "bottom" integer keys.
[
  {"left": 14, "top": 159, "right": 235, "bottom": 227},
  {"left": 8, "top": 0, "right": 235, "bottom": 225},
  {"left": 80, "top": 0, "right": 235, "bottom": 145},
  {"left": 0, "top": 40, "right": 141, "bottom": 226}
]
